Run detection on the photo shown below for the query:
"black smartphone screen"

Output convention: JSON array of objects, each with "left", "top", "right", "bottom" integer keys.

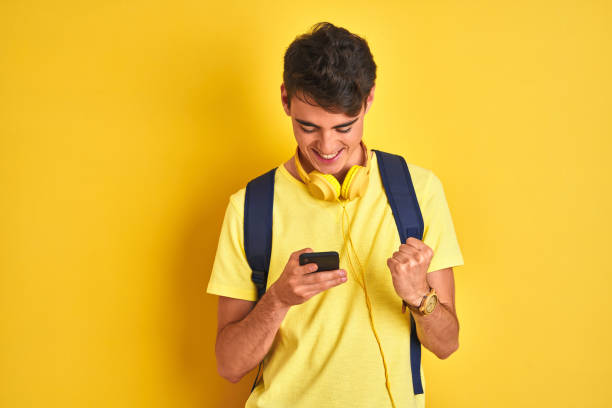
[{"left": 299, "top": 251, "right": 339, "bottom": 272}]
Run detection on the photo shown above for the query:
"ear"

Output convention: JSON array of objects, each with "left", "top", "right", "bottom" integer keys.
[
  {"left": 364, "top": 85, "right": 376, "bottom": 115},
  {"left": 280, "top": 83, "right": 291, "bottom": 116}
]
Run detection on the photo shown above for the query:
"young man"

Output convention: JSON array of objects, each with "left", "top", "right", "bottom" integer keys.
[{"left": 207, "top": 22, "right": 464, "bottom": 407}]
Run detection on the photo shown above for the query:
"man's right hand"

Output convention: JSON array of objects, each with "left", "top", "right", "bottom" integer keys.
[{"left": 269, "top": 248, "right": 347, "bottom": 308}]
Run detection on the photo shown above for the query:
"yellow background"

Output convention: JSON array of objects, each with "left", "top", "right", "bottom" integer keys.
[{"left": 1, "top": 1, "right": 610, "bottom": 407}]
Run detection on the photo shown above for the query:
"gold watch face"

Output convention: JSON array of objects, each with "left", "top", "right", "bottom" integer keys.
[{"left": 424, "top": 295, "right": 438, "bottom": 314}]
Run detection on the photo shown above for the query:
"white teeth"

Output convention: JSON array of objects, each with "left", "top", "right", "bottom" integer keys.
[{"left": 316, "top": 149, "right": 341, "bottom": 159}]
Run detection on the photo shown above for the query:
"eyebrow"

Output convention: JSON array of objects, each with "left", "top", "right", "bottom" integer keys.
[{"left": 295, "top": 117, "right": 359, "bottom": 129}]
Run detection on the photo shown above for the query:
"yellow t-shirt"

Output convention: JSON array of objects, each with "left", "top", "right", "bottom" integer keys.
[{"left": 206, "top": 149, "right": 464, "bottom": 408}]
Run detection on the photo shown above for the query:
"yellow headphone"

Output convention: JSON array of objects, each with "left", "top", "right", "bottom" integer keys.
[
  {"left": 294, "top": 141, "right": 372, "bottom": 202},
  {"left": 293, "top": 139, "right": 399, "bottom": 407}
]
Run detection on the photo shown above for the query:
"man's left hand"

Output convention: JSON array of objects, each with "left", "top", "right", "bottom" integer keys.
[{"left": 386, "top": 237, "right": 434, "bottom": 307}]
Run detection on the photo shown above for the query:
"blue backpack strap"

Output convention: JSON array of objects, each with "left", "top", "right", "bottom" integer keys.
[
  {"left": 244, "top": 167, "right": 277, "bottom": 301},
  {"left": 244, "top": 167, "right": 277, "bottom": 394},
  {"left": 373, "top": 149, "right": 425, "bottom": 396}
]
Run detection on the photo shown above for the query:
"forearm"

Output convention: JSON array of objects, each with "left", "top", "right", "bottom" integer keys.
[
  {"left": 411, "top": 300, "right": 459, "bottom": 359},
  {"left": 215, "top": 288, "right": 290, "bottom": 382}
]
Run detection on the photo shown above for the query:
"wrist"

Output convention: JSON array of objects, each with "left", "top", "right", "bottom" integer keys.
[
  {"left": 266, "top": 285, "right": 292, "bottom": 312},
  {"left": 404, "top": 287, "right": 430, "bottom": 308},
  {"left": 402, "top": 287, "right": 439, "bottom": 315}
]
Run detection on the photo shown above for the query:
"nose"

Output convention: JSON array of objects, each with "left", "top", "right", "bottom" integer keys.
[{"left": 317, "top": 130, "right": 341, "bottom": 154}]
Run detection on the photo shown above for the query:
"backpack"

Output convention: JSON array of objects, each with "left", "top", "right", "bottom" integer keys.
[{"left": 244, "top": 149, "right": 425, "bottom": 395}]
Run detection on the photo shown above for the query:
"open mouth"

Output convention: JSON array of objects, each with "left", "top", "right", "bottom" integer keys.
[{"left": 313, "top": 148, "right": 343, "bottom": 162}]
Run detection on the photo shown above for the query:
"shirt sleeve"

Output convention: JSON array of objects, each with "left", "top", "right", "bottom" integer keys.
[
  {"left": 206, "top": 193, "right": 258, "bottom": 301},
  {"left": 421, "top": 171, "right": 465, "bottom": 273}
]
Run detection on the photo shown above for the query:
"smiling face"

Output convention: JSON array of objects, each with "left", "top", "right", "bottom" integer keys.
[{"left": 281, "top": 83, "right": 375, "bottom": 184}]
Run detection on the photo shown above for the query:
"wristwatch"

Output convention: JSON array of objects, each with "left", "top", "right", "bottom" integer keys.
[{"left": 401, "top": 287, "right": 438, "bottom": 315}]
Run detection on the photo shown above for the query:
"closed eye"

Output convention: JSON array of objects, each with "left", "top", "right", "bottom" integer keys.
[{"left": 300, "top": 126, "right": 352, "bottom": 134}]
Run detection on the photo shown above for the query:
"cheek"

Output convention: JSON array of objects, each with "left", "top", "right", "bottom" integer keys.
[
  {"left": 293, "top": 135, "right": 314, "bottom": 155},
  {"left": 292, "top": 126, "right": 315, "bottom": 145},
  {"left": 351, "top": 122, "right": 365, "bottom": 136},
  {"left": 346, "top": 129, "right": 364, "bottom": 145}
]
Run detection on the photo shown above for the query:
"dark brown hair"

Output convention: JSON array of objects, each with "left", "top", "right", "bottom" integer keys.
[{"left": 283, "top": 22, "right": 377, "bottom": 117}]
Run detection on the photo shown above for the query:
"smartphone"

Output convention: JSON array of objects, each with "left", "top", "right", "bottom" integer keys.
[{"left": 299, "top": 251, "right": 340, "bottom": 272}]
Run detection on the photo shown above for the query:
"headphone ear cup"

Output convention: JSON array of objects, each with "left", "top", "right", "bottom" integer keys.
[
  {"left": 308, "top": 172, "right": 341, "bottom": 201},
  {"left": 341, "top": 166, "right": 369, "bottom": 200}
]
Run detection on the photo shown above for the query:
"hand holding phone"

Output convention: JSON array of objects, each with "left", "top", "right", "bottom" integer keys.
[{"left": 268, "top": 248, "right": 346, "bottom": 308}]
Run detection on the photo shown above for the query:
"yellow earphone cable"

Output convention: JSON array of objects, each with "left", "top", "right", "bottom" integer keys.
[{"left": 337, "top": 198, "right": 398, "bottom": 408}]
